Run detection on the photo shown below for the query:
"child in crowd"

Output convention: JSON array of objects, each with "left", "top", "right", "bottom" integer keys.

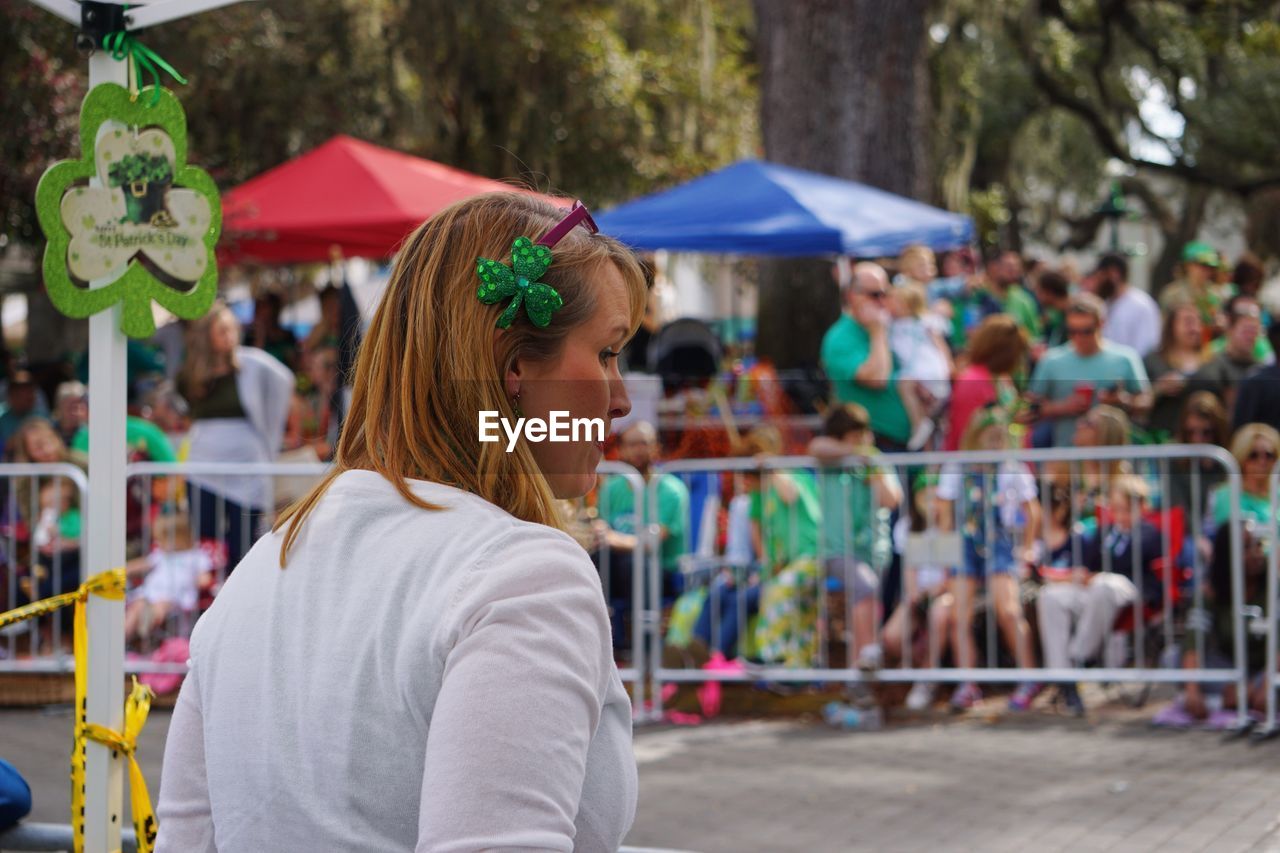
[
  {"left": 1037, "top": 475, "right": 1162, "bottom": 715},
  {"left": 736, "top": 426, "right": 824, "bottom": 668},
  {"left": 807, "top": 403, "right": 903, "bottom": 675},
  {"left": 936, "top": 407, "right": 1041, "bottom": 711},
  {"left": 125, "top": 513, "right": 214, "bottom": 646},
  {"left": 888, "top": 473, "right": 959, "bottom": 711},
  {"left": 888, "top": 282, "right": 953, "bottom": 450}
]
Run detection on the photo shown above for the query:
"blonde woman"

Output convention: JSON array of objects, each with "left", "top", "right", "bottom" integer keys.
[
  {"left": 157, "top": 195, "right": 646, "bottom": 850},
  {"left": 1045, "top": 403, "right": 1131, "bottom": 522},
  {"left": 1207, "top": 423, "right": 1280, "bottom": 533},
  {"left": 177, "top": 304, "right": 294, "bottom": 569}
]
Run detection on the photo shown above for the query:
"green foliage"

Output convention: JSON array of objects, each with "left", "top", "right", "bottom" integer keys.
[
  {"left": 107, "top": 153, "right": 174, "bottom": 188},
  {"left": 0, "top": 0, "right": 86, "bottom": 245},
  {"left": 4, "top": 0, "right": 758, "bottom": 248},
  {"left": 929, "top": 0, "right": 1280, "bottom": 255}
]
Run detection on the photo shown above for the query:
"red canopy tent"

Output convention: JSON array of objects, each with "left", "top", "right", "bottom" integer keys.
[{"left": 220, "top": 135, "right": 551, "bottom": 263}]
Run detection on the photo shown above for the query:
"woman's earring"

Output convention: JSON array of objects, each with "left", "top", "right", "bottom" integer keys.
[{"left": 512, "top": 390, "right": 523, "bottom": 419}]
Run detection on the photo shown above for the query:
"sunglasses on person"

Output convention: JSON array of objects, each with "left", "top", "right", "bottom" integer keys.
[
  {"left": 858, "top": 289, "right": 889, "bottom": 301},
  {"left": 1066, "top": 325, "right": 1098, "bottom": 338},
  {"left": 1248, "top": 447, "right": 1278, "bottom": 462}
]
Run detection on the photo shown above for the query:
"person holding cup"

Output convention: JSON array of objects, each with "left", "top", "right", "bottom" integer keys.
[{"left": 1025, "top": 293, "right": 1152, "bottom": 447}]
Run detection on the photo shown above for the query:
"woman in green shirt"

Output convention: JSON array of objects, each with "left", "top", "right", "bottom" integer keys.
[
  {"left": 740, "top": 426, "right": 826, "bottom": 668},
  {"left": 1207, "top": 422, "right": 1280, "bottom": 534}
]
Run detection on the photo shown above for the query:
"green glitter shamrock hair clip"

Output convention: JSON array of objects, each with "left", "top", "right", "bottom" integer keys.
[{"left": 475, "top": 200, "right": 598, "bottom": 328}]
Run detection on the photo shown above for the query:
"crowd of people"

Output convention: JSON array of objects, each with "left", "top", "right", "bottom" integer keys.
[
  {"left": 0, "top": 286, "right": 358, "bottom": 656},
  {"left": 596, "top": 240, "right": 1279, "bottom": 723},
  {"left": 1, "top": 236, "right": 1275, "bottom": 727}
]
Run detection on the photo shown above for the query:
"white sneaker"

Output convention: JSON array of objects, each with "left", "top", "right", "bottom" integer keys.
[
  {"left": 855, "top": 643, "right": 883, "bottom": 672},
  {"left": 907, "top": 418, "right": 935, "bottom": 451},
  {"left": 905, "top": 681, "right": 935, "bottom": 711}
]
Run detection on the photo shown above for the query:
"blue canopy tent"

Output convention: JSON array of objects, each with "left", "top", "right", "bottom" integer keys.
[{"left": 597, "top": 159, "right": 973, "bottom": 257}]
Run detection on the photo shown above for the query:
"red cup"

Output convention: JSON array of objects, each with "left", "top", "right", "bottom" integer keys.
[{"left": 1073, "top": 384, "right": 1094, "bottom": 410}]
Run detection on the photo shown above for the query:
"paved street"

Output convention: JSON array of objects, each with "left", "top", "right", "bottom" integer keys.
[{"left": 3, "top": 700, "right": 1280, "bottom": 852}]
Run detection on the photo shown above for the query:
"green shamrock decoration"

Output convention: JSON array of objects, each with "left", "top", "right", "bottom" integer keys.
[
  {"left": 35, "top": 84, "right": 221, "bottom": 339},
  {"left": 475, "top": 236, "right": 564, "bottom": 328}
]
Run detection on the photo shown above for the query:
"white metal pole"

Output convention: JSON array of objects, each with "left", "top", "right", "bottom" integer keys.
[{"left": 83, "top": 47, "right": 128, "bottom": 853}]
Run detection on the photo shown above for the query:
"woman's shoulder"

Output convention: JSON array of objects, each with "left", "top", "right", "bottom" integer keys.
[{"left": 326, "top": 470, "right": 593, "bottom": 570}]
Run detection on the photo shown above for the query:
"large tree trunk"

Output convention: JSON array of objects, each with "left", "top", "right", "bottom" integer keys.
[{"left": 753, "top": 0, "right": 932, "bottom": 371}]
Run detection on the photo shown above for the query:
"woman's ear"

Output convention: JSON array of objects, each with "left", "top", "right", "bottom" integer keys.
[
  {"left": 494, "top": 334, "right": 521, "bottom": 399},
  {"left": 504, "top": 363, "right": 521, "bottom": 400}
]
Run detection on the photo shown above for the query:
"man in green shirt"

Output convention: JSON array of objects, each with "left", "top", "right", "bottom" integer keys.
[
  {"left": 1027, "top": 293, "right": 1152, "bottom": 446},
  {"left": 985, "top": 250, "right": 1043, "bottom": 343},
  {"left": 820, "top": 262, "right": 911, "bottom": 449},
  {"left": 593, "top": 421, "right": 690, "bottom": 650}
]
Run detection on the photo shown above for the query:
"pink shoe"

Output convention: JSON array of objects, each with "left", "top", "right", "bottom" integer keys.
[
  {"left": 138, "top": 637, "right": 190, "bottom": 695},
  {"left": 703, "top": 651, "right": 746, "bottom": 673},
  {"left": 662, "top": 710, "right": 703, "bottom": 726},
  {"left": 697, "top": 680, "right": 722, "bottom": 718},
  {"left": 950, "top": 682, "right": 982, "bottom": 711},
  {"left": 1008, "top": 682, "right": 1042, "bottom": 712}
]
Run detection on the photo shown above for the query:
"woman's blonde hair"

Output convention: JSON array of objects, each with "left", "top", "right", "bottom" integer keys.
[
  {"left": 737, "top": 424, "right": 784, "bottom": 457},
  {"left": 179, "top": 303, "right": 240, "bottom": 401},
  {"left": 1079, "top": 403, "right": 1132, "bottom": 479},
  {"left": 1085, "top": 404, "right": 1130, "bottom": 448},
  {"left": 274, "top": 192, "right": 646, "bottom": 564},
  {"left": 1230, "top": 422, "right": 1280, "bottom": 469},
  {"left": 8, "top": 417, "right": 66, "bottom": 465},
  {"left": 1108, "top": 473, "right": 1150, "bottom": 505}
]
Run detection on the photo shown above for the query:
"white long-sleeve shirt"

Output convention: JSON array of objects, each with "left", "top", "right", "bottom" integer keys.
[{"left": 156, "top": 469, "right": 636, "bottom": 852}]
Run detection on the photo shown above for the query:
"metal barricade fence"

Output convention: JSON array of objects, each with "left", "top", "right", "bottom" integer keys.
[
  {"left": 122, "top": 460, "right": 330, "bottom": 676},
  {"left": 1260, "top": 466, "right": 1280, "bottom": 740},
  {"left": 647, "top": 445, "right": 1249, "bottom": 723},
  {"left": 589, "top": 461, "right": 649, "bottom": 704},
  {"left": 120, "top": 461, "right": 651, "bottom": 706},
  {"left": 0, "top": 464, "right": 90, "bottom": 673}
]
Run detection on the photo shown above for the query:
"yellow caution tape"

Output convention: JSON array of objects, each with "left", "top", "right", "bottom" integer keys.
[{"left": 0, "top": 568, "right": 158, "bottom": 853}]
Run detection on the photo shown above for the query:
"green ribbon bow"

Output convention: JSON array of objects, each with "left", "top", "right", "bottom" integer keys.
[
  {"left": 475, "top": 236, "right": 565, "bottom": 328},
  {"left": 103, "top": 31, "right": 188, "bottom": 106}
]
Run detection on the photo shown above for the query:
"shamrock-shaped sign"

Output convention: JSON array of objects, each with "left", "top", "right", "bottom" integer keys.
[
  {"left": 36, "top": 83, "right": 220, "bottom": 339},
  {"left": 475, "top": 237, "right": 564, "bottom": 328}
]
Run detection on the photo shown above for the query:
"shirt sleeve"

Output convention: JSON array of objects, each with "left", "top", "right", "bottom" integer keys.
[
  {"left": 155, "top": 668, "right": 216, "bottom": 853},
  {"left": 820, "top": 321, "right": 868, "bottom": 382},
  {"left": 135, "top": 419, "right": 178, "bottom": 462},
  {"left": 416, "top": 529, "right": 624, "bottom": 851}
]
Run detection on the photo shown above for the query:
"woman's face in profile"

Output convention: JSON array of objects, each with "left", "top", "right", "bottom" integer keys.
[
  {"left": 517, "top": 262, "right": 633, "bottom": 499},
  {"left": 209, "top": 311, "right": 239, "bottom": 356}
]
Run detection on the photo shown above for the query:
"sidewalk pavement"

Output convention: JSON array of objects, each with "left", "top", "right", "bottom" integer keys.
[{"left": 2, "top": 701, "right": 1279, "bottom": 852}]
